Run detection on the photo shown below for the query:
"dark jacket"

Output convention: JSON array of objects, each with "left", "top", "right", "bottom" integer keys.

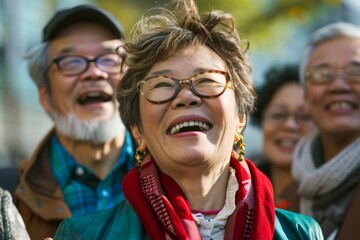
[
  {"left": 281, "top": 181, "right": 360, "bottom": 240},
  {"left": 0, "top": 167, "right": 19, "bottom": 200}
]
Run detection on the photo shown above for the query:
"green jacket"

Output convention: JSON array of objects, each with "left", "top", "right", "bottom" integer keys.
[{"left": 54, "top": 200, "right": 323, "bottom": 240}]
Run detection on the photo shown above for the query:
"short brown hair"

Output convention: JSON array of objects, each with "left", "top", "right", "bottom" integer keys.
[{"left": 117, "top": 0, "right": 256, "bottom": 131}]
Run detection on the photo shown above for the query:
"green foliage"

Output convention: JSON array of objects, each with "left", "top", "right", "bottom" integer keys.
[{"left": 96, "top": 0, "right": 339, "bottom": 54}]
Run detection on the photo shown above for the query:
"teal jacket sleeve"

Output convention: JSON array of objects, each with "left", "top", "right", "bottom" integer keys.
[
  {"left": 54, "top": 200, "right": 148, "bottom": 240},
  {"left": 54, "top": 203, "right": 323, "bottom": 239},
  {"left": 274, "top": 208, "right": 324, "bottom": 240},
  {"left": 54, "top": 220, "right": 79, "bottom": 240}
]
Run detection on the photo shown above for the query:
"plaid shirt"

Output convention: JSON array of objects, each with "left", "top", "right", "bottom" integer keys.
[{"left": 50, "top": 131, "right": 134, "bottom": 217}]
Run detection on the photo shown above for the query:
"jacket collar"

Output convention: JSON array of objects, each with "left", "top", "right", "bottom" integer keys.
[{"left": 16, "top": 127, "right": 72, "bottom": 219}]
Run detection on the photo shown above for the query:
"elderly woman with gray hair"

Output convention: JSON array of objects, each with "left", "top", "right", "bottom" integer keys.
[{"left": 283, "top": 22, "right": 360, "bottom": 240}]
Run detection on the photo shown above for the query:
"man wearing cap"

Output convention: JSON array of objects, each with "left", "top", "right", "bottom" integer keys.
[{"left": 15, "top": 5, "right": 134, "bottom": 239}]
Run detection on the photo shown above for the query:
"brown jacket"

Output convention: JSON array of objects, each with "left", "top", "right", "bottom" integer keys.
[{"left": 15, "top": 129, "right": 72, "bottom": 240}]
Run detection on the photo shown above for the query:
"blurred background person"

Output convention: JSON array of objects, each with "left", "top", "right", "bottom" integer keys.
[
  {"left": 252, "top": 64, "right": 315, "bottom": 208},
  {"left": 14, "top": 5, "right": 135, "bottom": 240},
  {"left": 286, "top": 22, "right": 360, "bottom": 239}
]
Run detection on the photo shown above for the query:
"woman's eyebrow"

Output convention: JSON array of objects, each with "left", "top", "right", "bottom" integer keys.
[{"left": 148, "top": 68, "right": 211, "bottom": 76}]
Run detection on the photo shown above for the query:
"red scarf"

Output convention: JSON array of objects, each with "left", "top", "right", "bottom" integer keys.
[{"left": 123, "top": 151, "right": 275, "bottom": 239}]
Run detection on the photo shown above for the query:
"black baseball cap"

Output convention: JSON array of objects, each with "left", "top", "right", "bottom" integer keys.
[{"left": 43, "top": 4, "right": 125, "bottom": 41}]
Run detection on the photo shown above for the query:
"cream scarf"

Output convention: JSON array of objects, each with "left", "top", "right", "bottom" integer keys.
[{"left": 292, "top": 131, "right": 360, "bottom": 216}]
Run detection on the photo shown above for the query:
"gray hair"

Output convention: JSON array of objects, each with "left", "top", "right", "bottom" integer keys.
[
  {"left": 24, "top": 42, "right": 50, "bottom": 91},
  {"left": 299, "top": 22, "right": 360, "bottom": 85}
]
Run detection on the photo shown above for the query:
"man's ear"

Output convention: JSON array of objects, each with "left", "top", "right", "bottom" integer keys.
[
  {"left": 131, "top": 125, "right": 147, "bottom": 151},
  {"left": 39, "top": 87, "right": 51, "bottom": 113}
]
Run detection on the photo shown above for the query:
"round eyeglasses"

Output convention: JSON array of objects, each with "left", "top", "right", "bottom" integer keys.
[
  {"left": 305, "top": 63, "right": 360, "bottom": 84},
  {"left": 264, "top": 110, "right": 313, "bottom": 129},
  {"left": 137, "top": 70, "right": 230, "bottom": 104},
  {"left": 49, "top": 53, "right": 122, "bottom": 76}
]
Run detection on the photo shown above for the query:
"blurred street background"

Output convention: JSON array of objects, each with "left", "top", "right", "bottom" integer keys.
[{"left": 1, "top": 0, "right": 360, "bottom": 167}]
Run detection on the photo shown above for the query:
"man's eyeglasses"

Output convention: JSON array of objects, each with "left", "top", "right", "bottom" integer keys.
[
  {"left": 305, "top": 64, "right": 360, "bottom": 84},
  {"left": 49, "top": 53, "right": 122, "bottom": 76},
  {"left": 137, "top": 70, "right": 230, "bottom": 104},
  {"left": 264, "top": 111, "right": 313, "bottom": 128}
]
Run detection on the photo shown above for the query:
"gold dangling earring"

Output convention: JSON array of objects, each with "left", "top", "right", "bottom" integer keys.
[
  {"left": 238, "top": 134, "right": 246, "bottom": 161},
  {"left": 234, "top": 130, "right": 246, "bottom": 162},
  {"left": 135, "top": 147, "right": 147, "bottom": 168}
]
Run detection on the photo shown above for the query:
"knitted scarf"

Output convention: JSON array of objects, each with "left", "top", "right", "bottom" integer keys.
[
  {"left": 0, "top": 188, "right": 30, "bottom": 240},
  {"left": 292, "top": 131, "right": 360, "bottom": 217},
  {"left": 123, "top": 152, "right": 275, "bottom": 240}
]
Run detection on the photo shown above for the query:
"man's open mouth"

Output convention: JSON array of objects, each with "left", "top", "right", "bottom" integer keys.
[{"left": 77, "top": 91, "right": 113, "bottom": 105}]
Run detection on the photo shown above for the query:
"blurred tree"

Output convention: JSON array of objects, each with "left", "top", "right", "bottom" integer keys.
[{"left": 96, "top": 0, "right": 341, "bottom": 55}]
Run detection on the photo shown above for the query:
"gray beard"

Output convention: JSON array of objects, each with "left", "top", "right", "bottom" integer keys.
[{"left": 51, "top": 111, "right": 125, "bottom": 144}]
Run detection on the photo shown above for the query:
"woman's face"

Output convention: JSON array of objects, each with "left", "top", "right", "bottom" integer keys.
[
  {"left": 262, "top": 83, "right": 315, "bottom": 167},
  {"left": 132, "top": 45, "right": 245, "bottom": 175},
  {"left": 305, "top": 37, "right": 360, "bottom": 141}
]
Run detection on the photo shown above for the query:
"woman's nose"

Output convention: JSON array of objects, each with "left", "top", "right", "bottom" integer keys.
[{"left": 283, "top": 115, "right": 300, "bottom": 129}]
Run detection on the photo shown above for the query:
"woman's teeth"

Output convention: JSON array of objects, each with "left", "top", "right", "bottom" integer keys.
[{"left": 169, "top": 121, "right": 210, "bottom": 135}]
